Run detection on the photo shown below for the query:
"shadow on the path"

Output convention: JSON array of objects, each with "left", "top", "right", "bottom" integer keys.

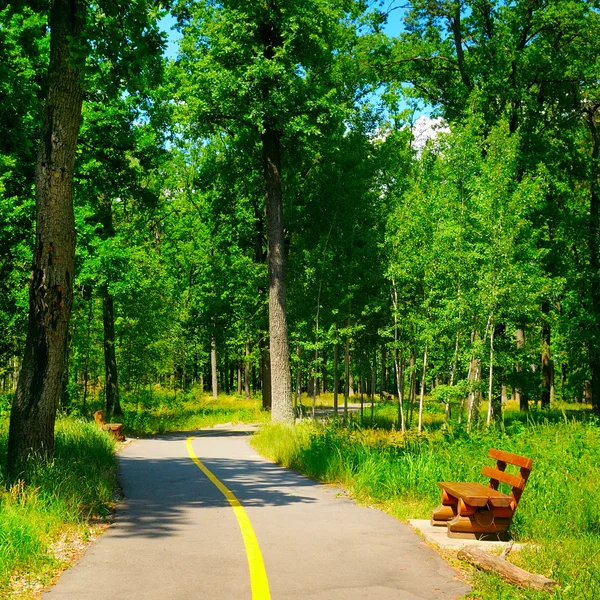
[{"left": 112, "top": 432, "right": 321, "bottom": 540}]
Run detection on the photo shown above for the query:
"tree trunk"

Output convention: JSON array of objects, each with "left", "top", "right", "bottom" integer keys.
[
  {"left": 380, "top": 345, "right": 387, "bottom": 398},
  {"left": 261, "top": 342, "right": 272, "bottom": 410},
  {"left": 408, "top": 348, "right": 416, "bottom": 427},
  {"left": 7, "top": 0, "right": 84, "bottom": 479},
  {"left": 344, "top": 333, "right": 350, "bottom": 421},
  {"left": 333, "top": 327, "right": 339, "bottom": 417},
  {"left": 245, "top": 339, "right": 251, "bottom": 399},
  {"left": 295, "top": 344, "right": 301, "bottom": 412},
  {"left": 587, "top": 108, "right": 600, "bottom": 414},
  {"left": 486, "top": 321, "right": 495, "bottom": 426},
  {"left": 102, "top": 291, "right": 121, "bottom": 417},
  {"left": 466, "top": 329, "right": 482, "bottom": 431},
  {"left": 516, "top": 326, "right": 528, "bottom": 411},
  {"left": 82, "top": 298, "right": 92, "bottom": 414},
  {"left": 541, "top": 300, "right": 551, "bottom": 408},
  {"left": 211, "top": 337, "right": 218, "bottom": 399},
  {"left": 262, "top": 125, "right": 292, "bottom": 423},
  {"left": 417, "top": 344, "right": 428, "bottom": 433}
]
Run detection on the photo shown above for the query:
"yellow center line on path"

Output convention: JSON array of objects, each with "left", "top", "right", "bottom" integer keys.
[{"left": 186, "top": 436, "right": 271, "bottom": 600}]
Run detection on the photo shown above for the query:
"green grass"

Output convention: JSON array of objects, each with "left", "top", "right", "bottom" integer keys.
[
  {"left": 0, "top": 415, "right": 118, "bottom": 597},
  {"left": 114, "top": 388, "right": 270, "bottom": 436},
  {"left": 251, "top": 415, "right": 600, "bottom": 599}
]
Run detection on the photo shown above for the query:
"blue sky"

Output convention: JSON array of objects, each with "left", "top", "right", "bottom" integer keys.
[{"left": 159, "top": 7, "right": 406, "bottom": 60}]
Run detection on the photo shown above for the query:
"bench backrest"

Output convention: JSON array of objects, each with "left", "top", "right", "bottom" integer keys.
[
  {"left": 481, "top": 448, "right": 533, "bottom": 510},
  {"left": 94, "top": 410, "right": 106, "bottom": 426}
]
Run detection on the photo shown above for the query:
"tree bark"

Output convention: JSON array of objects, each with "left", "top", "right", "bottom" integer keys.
[
  {"left": 516, "top": 326, "right": 528, "bottom": 411},
  {"left": 344, "top": 332, "right": 350, "bottom": 421},
  {"left": 486, "top": 320, "right": 494, "bottom": 426},
  {"left": 245, "top": 339, "right": 251, "bottom": 398},
  {"left": 333, "top": 327, "right": 339, "bottom": 417},
  {"left": 262, "top": 125, "right": 293, "bottom": 423},
  {"left": 458, "top": 547, "right": 556, "bottom": 592},
  {"left": 211, "top": 336, "right": 218, "bottom": 399},
  {"left": 417, "top": 344, "right": 428, "bottom": 433},
  {"left": 102, "top": 291, "right": 121, "bottom": 417},
  {"left": 587, "top": 108, "right": 600, "bottom": 414},
  {"left": 7, "top": 0, "right": 84, "bottom": 479},
  {"left": 295, "top": 344, "right": 301, "bottom": 411},
  {"left": 541, "top": 300, "right": 551, "bottom": 408},
  {"left": 380, "top": 345, "right": 387, "bottom": 398},
  {"left": 408, "top": 347, "right": 416, "bottom": 427},
  {"left": 261, "top": 341, "right": 272, "bottom": 410}
]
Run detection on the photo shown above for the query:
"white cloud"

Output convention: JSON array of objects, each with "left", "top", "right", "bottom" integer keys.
[{"left": 410, "top": 116, "right": 449, "bottom": 152}]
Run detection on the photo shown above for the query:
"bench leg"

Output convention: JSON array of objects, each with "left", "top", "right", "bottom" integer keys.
[
  {"left": 447, "top": 512, "right": 512, "bottom": 539},
  {"left": 431, "top": 503, "right": 456, "bottom": 526},
  {"left": 431, "top": 489, "right": 459, "bottom": 526}
]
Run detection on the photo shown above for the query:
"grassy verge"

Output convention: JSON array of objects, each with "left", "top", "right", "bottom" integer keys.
[
  {"left": 0, "top": 415, "right": 118, "bottom": 598},
  {"left": 0, "top": 389, "right": 266, "bottom": 596},
  {"left": 251, "top": 416, "right": 600, "bottom": 599},
  {"left": 114, "top": 389, "right": 270, "bottom": 436}
]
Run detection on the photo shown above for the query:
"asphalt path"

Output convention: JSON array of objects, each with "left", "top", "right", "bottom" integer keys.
[{"left": 44, "top": 425, "right": 470, "bottom": 600}]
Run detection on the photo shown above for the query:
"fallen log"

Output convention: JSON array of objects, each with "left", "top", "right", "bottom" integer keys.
[{"left": 457, "top": 546, "right": 557, "bottom": 592}]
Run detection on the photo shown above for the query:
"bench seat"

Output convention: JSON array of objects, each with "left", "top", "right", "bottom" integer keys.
[{"left": 438, "top": 481, "right": 512, "bottom": 508}]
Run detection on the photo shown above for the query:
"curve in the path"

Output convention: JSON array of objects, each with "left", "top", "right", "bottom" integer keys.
[
  {"left": 187, "top": 435, "right": 271, "bottom": 600},
  {"left": 43, "top": 426, "right": 470, "bottom": 600}
]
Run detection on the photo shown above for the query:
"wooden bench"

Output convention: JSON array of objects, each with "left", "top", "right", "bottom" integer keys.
[
  {"left": 94, "top": 410, "right": 124, "bottom": 441},
  {"left": 431, "top": 448, "right": 533, "bottom": 539}
]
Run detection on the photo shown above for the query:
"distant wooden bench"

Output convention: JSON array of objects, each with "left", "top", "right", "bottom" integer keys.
[
  {"left": 94, "top": 410, "right": 124, "bottom": 441},
  {"left": 431, "top": 448, "right": 533, "bottom": 539}
]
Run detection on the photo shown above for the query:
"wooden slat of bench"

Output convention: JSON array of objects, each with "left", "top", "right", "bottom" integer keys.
[
  {"left": 438, "top": 481, "right": 513, "bottom": 507},
  {"left": 481, "top": 466, "right": 525, "bottom": 490},
  {"left": 488, "top": 448, "right": 533, "bottom": 470}
]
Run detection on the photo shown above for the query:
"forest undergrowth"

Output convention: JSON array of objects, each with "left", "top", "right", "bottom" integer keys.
[
  {"left": 113, "top": 388, "right": 269, "bottom": 435},
  {"left": 252, "top": 408, "right": 600, "bottom": 600},
  {"left": 0, "top": 410, "right": 118, "bottom": 598}
]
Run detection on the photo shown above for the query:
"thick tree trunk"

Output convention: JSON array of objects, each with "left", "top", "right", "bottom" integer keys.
[
  {"left": 541, "top": 300, "right": 551, "bottom": 408},
  {"left": 102, "top": 291, "right": 121, "bottom": 417},
  {"left": 7, "top": 0, "right": 84, "bottom": 479},
  {"left": 211, "top": 337, "right": 218, "bottom": 399},
  {"left": 262, "top": 126, "right": 292, "bottom": 423}
]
